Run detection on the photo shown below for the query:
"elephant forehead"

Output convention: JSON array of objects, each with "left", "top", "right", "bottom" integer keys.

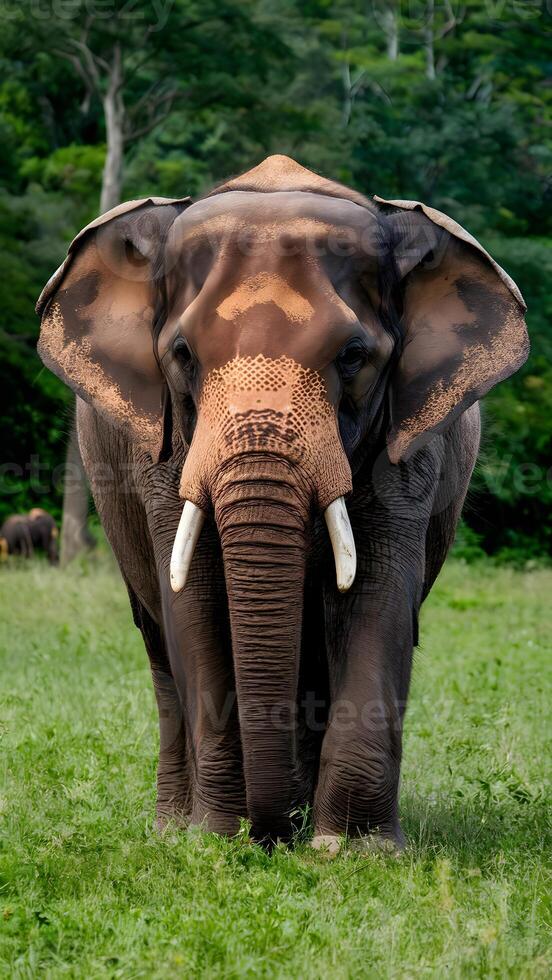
[
  {"left": 179, "top": 213, "right": 336, "bottom": 244},
  {"left": 216, "top": 273, "right": 315, "bottom": 324},
  {"left": 169, "top": 191, "right": 379, "bottom": 257}
]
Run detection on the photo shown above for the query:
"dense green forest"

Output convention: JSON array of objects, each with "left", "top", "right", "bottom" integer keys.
[{"left": 0, "top": 0, "right": 550, "bottom": 556}]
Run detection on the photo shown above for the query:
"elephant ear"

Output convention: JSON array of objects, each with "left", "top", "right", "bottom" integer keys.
[
  {"left": 374, "top": 196, "right": 529, "bottom": 463},
  {"left": 36, "top": 196, "right": 191, "bottom": 459}
]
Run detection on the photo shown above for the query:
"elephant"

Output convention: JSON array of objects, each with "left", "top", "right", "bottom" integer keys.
[
  {"left": 27, "top": 508, "right": 59, "bottom": 565},
  {"left": 36, "top": 155, "right": 528, "bottom": 851},
  {"left": 0, "top": 515, "right": 34, "bottom": 559},
  {"left": 0, "top": 509, "right": 59, "bottom": 564}
]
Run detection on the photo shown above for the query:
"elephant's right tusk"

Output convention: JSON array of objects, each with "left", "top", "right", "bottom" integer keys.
[
  {"left": 324, "top": 496, "right": 357, "bottom": 593},
  {"left": 170, "top": 500, "right": 205, "bottom": 593}
]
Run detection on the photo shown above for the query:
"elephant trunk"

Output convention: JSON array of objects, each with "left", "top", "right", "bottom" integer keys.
[
  {"left": 213, "top": 454, "right": 309, "bottom": 841},
  {"left": 169, "top": 353, "right": 358, "bottom": 839}
]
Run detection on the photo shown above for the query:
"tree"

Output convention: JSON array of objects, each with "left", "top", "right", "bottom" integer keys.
[
  {"left": 18, "top": 0, "right": 292, "bottom": 560},
  {"left": 54, "top": 7, "right": 181, "bottom": 212},
  {"left": 50, "top": 2, "right": 185, "bottom": 561}
]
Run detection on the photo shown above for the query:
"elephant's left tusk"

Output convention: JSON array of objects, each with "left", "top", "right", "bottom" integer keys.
[
  {"left": 324, "top": 497, "right": 357, "bottom": 593},
  {"left": 170, "top": 501, "right": 205, "bottom": 593}
]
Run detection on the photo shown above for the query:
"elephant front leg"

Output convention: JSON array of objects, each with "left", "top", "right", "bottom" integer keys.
[
  {"left": 130, "top": 593, "right": 190, "bottom": 829},
  {"left": 162, "top": 523, "right": 246, "bottom": 836},
  {"left": 151, "top": 665, "right": 190, "bottom": 829},
  {"left": 312, "top": 575, "right": 417, "bottom": 852}
]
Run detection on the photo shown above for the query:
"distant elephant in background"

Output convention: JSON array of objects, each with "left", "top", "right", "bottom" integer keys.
[
  {"left": 0, "top": 515, "right": 34, "bottom": 559},
  {"left": 28, "top": 508, "right": 59, "bottom": 565},
  {"left": 36, "top": 155, "right": 528, "bottom": 851},
  {"left": 0, "top": 509, "right": 59, "bottom": 564}
]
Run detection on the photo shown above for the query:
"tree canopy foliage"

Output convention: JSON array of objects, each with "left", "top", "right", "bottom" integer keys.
[{"left": 0, "top": 0, "right": 550, "bottom": 556}]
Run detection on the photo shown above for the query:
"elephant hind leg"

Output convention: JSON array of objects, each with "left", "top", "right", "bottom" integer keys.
[{"left": 128, "top": 590, "right": 191, "bottom": 829}]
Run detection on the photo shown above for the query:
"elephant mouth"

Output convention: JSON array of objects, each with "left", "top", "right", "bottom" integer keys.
[{"left": 170, "top": 493, "right": 357, "bottom": 594}]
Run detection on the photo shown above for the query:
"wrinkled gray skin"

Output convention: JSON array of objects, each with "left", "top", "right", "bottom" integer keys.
[{"left": 36, "top": 156, "right": 528, "bottom": 850}]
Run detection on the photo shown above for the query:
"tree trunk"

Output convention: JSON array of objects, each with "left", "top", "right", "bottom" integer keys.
[
  {"left": 341, "top": 63, "right": 353, "bottom": 126},
  {"left": 425, "top": 0, "right": 436, "bottom": 80},
  {"left": 383, "top": 2, "right": 399, "bottom": 61},
  {"left": 100, "top": 44, "right": 124, "bottom": 213},
  {"left": 60, "top": 414, "right": 96, "bottom": 567}
]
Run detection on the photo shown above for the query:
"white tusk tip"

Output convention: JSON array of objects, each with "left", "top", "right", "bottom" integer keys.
[
  {"left": 324, "top": 497, "right": 357, "bottom": 594},
  {"left": 170, "top": 500, "right": 205, "bottom": 595},
  {"left": 170, "top": 572, "right": 185, "bottom": 593},
  {"left": 337, "top": 571, "right": 355, "bottom": 593}
]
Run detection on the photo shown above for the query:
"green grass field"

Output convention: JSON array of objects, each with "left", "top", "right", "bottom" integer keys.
[{"left": 0, "top": 555, "right": 550, "bottom": 978}]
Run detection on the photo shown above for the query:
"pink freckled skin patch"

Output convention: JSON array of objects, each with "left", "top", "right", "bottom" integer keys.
[
  {"left": 216, "top": 273, "right": 314, "bottom": 324},
  {"left": 179, "top": 354, "right": 352, "bottom": 513}
]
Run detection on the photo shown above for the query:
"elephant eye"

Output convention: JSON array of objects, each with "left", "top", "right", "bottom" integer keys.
[
  {"left": 336, "top": 341, "right": 368, "bottom": 380},
  {"left": 164, "top": 336, "right": 198, "bottom": 396},
  {"left": 173, "top": 336, "right": 193, "bottom": 367}
]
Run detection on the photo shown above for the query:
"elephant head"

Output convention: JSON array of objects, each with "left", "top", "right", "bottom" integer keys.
[{"left": 37, "top": 156, "right": 528, "bottom": 837}]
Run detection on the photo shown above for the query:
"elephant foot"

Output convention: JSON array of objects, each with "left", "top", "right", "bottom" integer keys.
[
  {"left": 155, "top": 803, "right": 190, "bottom": 834},
  {"left": 311, "top": 826, "right": 405, "bottom": 858},
  {"left": 188, "top": 807, "right": 243, "bottom": 837},
  {"left": 348, "top": 833, "right": 404, "bottom": 857},
  {"left": 310, "top": 833, "right": 342, "bottom": 857}
]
